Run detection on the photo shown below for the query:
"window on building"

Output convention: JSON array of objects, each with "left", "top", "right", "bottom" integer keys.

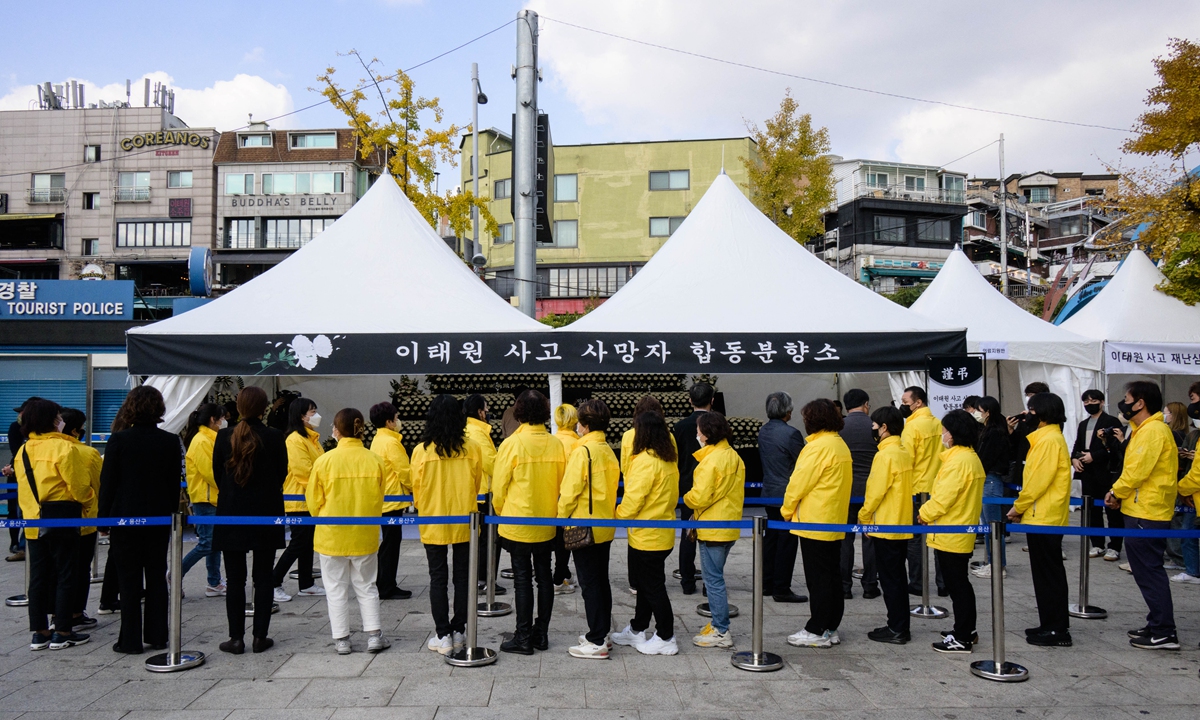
[
  {"left": 82, "top": 238, "right": 99, "bottom": 256},
  {"left": 649, "top": 170, "right": 689, "bottom": 191},
  {"left": 918, "top": 219, "right": 951, "bottom": 242},
  {"left": 940, "top": 175, "right": 965, "bottom": 201},
  {"left": 493, "top": 178, "right": 512, "bottom": 200},
  {"left": 311, "top": 172, "right": 344, "bottom": 194},
  {"left": 167, "top": 171, "right": 192, "bottom": 189},
  {"left": 116, "top": 172, "right": 151, "bottom": 201},
  {"left": 82, "top": 192, "right": 99, "bottom": 210},
  {"left": 904, "top": 176, "right": 926, "bottom": 192},
  {"left": 554, "top": 220, "right": 578, "bottom": 248},
  {"left": 866, "top": 172, "right": 889, "bottom": 187},
  {"left": 116, "top": 220, "right": 191, "bottom": 247},
  {"left": 555, "top": 174, "right": 578, "bottom": 202},
  {"left": 1026, "top": 187, "right": 1052, "bottom": 203},
  {"left": 649, "top": 216, "right": 686, "bottom": 237},
  {"left": 964, "top": 210, "right": 986, "bottom": 229},
  {"left": 495, "top": 223, "right": 513, "bottom": 244},
  {"left": 84, "top": 145, "right": 101, "bottom": 163},
  {"left": 548, "top": 266, "right": 629, "bottom": 298},
  {"left": 225, "top": 173, "right": 255, "bottom": 195},
  {"left": 873, "top": 216, "right": 906, "bottom": 244},
  {"left": 225, "top": 219, "right": 257, "bottom": 249},
  {"left": 118, "top": 172, "right": 150, "bottom": 187},
  {"left": 264, "top": 218, "right": 336, "bottom": 249},
  {"left": 1085, "top": 188, "right": 1105, "bottom": 197},
  {"left": 290, "top": 133, "right": 337, "bottom": 148},
  {"left": 240, "top": 134, "right": 271, "bottom": 147},
  {"left": 30, "top": 173, "right": 66, "bottom": 202}
]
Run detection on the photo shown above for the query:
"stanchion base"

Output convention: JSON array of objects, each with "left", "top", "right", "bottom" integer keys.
[
  {"left": 500, "top": 568, "right": 514, "bottom": 580},
  {"left": 145, "top": 650, "right": 206, "bottom": 673},
  {"left": 5, "top": 594, "right": 28, "bottom": 607},
  {"left": 445, "top": 646, "right": 498, "bottom": 667},
  {"left": 89, "top": 575, "right": 104, "bottom": 584},
  {"left": 696, "top": 603, "right": 740, "bottom": 618},
  {"left": 970, "top": 659, "right": 1029, "bottom": 682},
  {"left": 477, "top": 601, "right": 512, "bottom": 617},
  {"left": 245, "top": 603, "right": 281, "bottom": 617},
  {"left": 731, "top": 650, "right": 784, "bottom": 672},
  {"left": 289, "top": 569, "right": 321, "bottom": 580},
  {"left": 1068, "top": 603, "right": 1108, "bottom": 619},
  {"left": 910, "top": 604, "right": 948, "bottom": 618}
]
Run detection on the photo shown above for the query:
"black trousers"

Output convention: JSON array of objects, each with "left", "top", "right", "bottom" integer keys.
[
  {"left": 841, "top": 503, "right": 877, "bottom": 592},
  {"left": 377, "top": 510, "right": 405, "bottom": 595},
  {"left": 573, "top": 540, "right": 612, "bottom": 645},
  {"left": 27, "top": 532, "right": 77, "bottom": 633},
  {"left": 503, "top": 537, "right": 554, "bottom": 640},
  {"left": 1082, "top": 474, "right": 1124, "bottom": 552},
  {"left": 1124, "top": 514, "right": 1175, "bottom": 635},
  {"left": 99, "top": 537, "right": 119, "bottom": 609},
  {"left": 763, "top": 506, "right": 799, "bottom": 596},
  {"left": 72, "top": 532, "right": 97, "bottom": 615},
  {"left": 112, "top": 526, "right": 169, "bottom": 650},
  {"left": 272, "top": 512, "right": 314, "bottom": 589},
  {"left": 552, "top": 526, "right": 573, "bottom": 584},
  {"left": 425, "top": 542, "right": 469, "bottom": 638},
  {"left": 1027, "top": 533, "right": 1069, "bottom": 633},
  {"left": 800, "top": 537, "right": 844, "bottom": 634},
  {"left": 628, "top": 546, "right": 674, "bottom": 640},
  {"left": 935, "top": 549, "right": 976, "bottom": 639},
  {"left": 224, "top": 548, "right": 275, "bottom": 640},
  {"left": 677, "top": 505, "right": 697, "bottom": 588},
  {"left": 874, "top": 537, "right": 910, "bottom": 634}
]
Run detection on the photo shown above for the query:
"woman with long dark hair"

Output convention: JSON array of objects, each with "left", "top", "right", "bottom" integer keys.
[
  {"left": 611, "top": 411, "right": 680, "bottom": 656},
  {"left": 412, "top": 394, "right": 483, "bottom": 654},
  {"left": 973, "top": 396, "right": 1012, "bottom": 577},
  {"left": 212, "top": 387, "right": 287, "bottom": 654},
  {"left": 181, "top": 402, "right": 226, "bottom": 595},
  {"left": 272, "top": 397, "right": 325, "bottom": 601}
]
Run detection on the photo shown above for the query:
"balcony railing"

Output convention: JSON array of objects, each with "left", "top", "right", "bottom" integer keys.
[
  {"left": 113, "top": 186, "right": 151, "bottom": 202},
  {"left": 852, "top": 182, "right": 965, "bottom": 205},
  {"left": 26, "top": 188, "right": 66, "bottom": 203}
]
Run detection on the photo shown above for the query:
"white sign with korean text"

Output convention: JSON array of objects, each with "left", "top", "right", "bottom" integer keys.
[
  {"left": 926, "top": 354, "right": 986, "bottom": 419},
  {"left": 1105, "top": 341, "right": 1200, "bottom": 375},
  {"left": 978, "top": 341, "right": 1009, "bottom": 360}
]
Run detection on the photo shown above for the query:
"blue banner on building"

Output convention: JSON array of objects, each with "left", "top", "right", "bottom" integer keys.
[{"left": 0, "top": 280, "right": 134, "bottom": 321}]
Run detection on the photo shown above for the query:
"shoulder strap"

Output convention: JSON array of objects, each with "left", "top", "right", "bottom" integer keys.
[
  {"left": 583, "top": 445, "right": 593, "bottom": 515},
  {"left": 21, "top": 446, "right": 40, "bottom": 504}
]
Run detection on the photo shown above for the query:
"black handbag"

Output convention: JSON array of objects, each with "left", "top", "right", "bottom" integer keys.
[
  {"left": 21, "top": 447, "right": 82, "bottom": 538},
  {"left": 562, "top": 446, "right": 596, "bottom": 551}
]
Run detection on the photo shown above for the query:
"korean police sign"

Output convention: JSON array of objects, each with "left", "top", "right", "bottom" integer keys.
[
  {"left": 926, "top": 354, "right": 985, "bottom": 419},
  {"left": 0, "top": 280, "right": 134, "bottom": 321}
]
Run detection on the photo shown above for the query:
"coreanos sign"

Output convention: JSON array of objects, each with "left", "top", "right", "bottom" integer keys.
[
  {"left": 120, "top": 131, "right": 211, "bottom": 151},
  {"left": 0, "top": 280, "right": 134, "bottom": 321}
]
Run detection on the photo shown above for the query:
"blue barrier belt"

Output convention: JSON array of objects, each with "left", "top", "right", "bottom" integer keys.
[
  {"left": 281, "top": 494, "right": 486, "bottom": 504},
  {"left": 767, "top": 519, "right": 988, "bottom": 535},
  {"left": 0, "top": 517, "right": 171, "bottom": 528},
  {"left": 0, "top": 492, "right": 15, "bottom": 501},
  {"left": 484, "top": 515, "right": 752, "bottom": 530},
  {"left": 190, "top": 515, "right": 471, "bottom": 526},
  {"left": 0, "top": 483, "right": 17, "bottom": 490}
]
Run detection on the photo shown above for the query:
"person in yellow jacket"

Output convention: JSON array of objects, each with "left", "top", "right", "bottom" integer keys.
[
  {"left": 60, "top": 408, "right": 102, "bottom": 630},
  {"left": 559, "top": 399, "right": 621, "bottom": 659},
  {"left": 782, "top": 399, "right": 852, "bottom": 649},
  {"left": 463, "top": 394, "right": 503, "bottom": 593},
  {"left": 368, "top": 402, "right": 413, "bottom": 600},
  {"left": 14, "top": 399, "right": 91, "bottom": 650},
  {"left": 611, "top": 411, "right": 681, "bottom": 656},
  {"left": 901, "top": 385, "right": 944, "bottom": 593},
  {"left": 272, "top": 398, "right": 325, "bottom": 602},
  {"left": 552, "top": 403, "right": 582, "bottom": 595},
  {"left": 306, "top": 408, "right": 390, "bottom": 655},
  {"left": 860, "top": 407, "right": 914, "bottom": 645},
  {"left": 181, "top": 403, "right": 226, "bottom": 596},
  {"left": 684, "top": 412, "right": 745, "bottom": 650},
  {"left": 619, "top": 396, "right": 676, "bottom": 476},
  {"left": 1105, "top": 382, "right": 1180, "bottom": 649},
  {"left": 492, "top": 390, "right": 567, "bottom": 654},
  {"left": 411, "top": 394, "right": 484, "bottom": 655},
  {"left": 918, "top": 409, "right": 985, "bottom": 655},
  {"left": 1006, "top": 393, "right": 1073, "bottom": 647}
]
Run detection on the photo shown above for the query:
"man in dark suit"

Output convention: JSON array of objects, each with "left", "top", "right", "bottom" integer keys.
[
  {"left": 758, "top": 391, "right": 806, "bottom": 603},
  {"left": 839, "top": 389, "right": 880, "bottom": 599},
  {"left": 671, "top": 382, "right": 713, "bottom": 594},
  {"left": 1072, "top": 389, "right": 1125, "bottom": 561}
]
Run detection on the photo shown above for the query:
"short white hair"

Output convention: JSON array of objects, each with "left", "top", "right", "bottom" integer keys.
[{"left": 765, "top": 391, "right": 793, "bottom": 420}]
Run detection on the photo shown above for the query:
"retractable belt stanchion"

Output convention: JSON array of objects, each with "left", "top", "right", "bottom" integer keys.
[
  {"left": 970, "top": 520, "right": 1028, "bottom": 682},
  {"left": 90, "top": 545, "right": 103, "bottom": 584},
  {"left": 911, "top": 493, "right": 947, "bottom": 619},
  {"left": 146, "top": 511, "right": 205, "bottom": 672},
  {"left": 731, "top": 515, "right": 783, "bottom": 672},
  {"left": 448, "top": 511, "right": 498, "bottom": 667},
  {"left": 478, "top": 494, "right": 511, "bottom": 617},
  {"left": 5, "top": 546, "right": 29, "bottom": 607},
  {"left": 1068, "top": 495, "right": 1107, "bottom": 620}
]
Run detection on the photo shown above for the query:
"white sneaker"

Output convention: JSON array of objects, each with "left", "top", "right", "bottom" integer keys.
[
  {"left": 579, "top": 634, "right": 613, "bottom": 651},
  {"left": 1088, "top": 547, "right": 1104, "bottom": 559},
  {"left": 1021, "top": 546, "right": 1029, "bottom": 553},
  {"left": 297, "top": 585, "right": 326, "bottom": 597},
  {"left": 787, "top": 629, "right": 832, "bottom": 648},
  {"left": 1118, "top": 561, "right": 1132, "bottom": 573},
  {"left": 205, "top": 584, "right": 227, "bottom": 597},
  {"left": 554, "top": 579, "right": 576, "bottom": 595},
  {"left": 611, "top": 624, "right": 648, "bottom": 647},
  {"left": 427, "top": 634, "right": 454, "bottom": 655},
  {"left": 970, "top": 564, "right": 1007, "bottom": 579},
  {"left": 568, "top": 640, "right": 610, "bottom": 659},
  {"left": 335, "top": 637, "right": 352, "bottom": 655},
  {"left": 693, "top": 623, "right": 734, "bottom": 648},
  {"left": 822, "top": 630, "right": 841, "bottom": 646},
  {"left": 628, "top": 587, "right": 638, "bottom": 596},
  {"left": 1164, "top": 560, "right": 1185, "bottom": 571},
  {"left": 452, "top": 631, "right": 465, "bottom": 650},
  {"left": 635, "top": 633, "right": 679, "bottom": 655},
  {"left": 367, "top": 633, "right": 391, "bottom": 653},
  {"left": 1169, "top": 572, "right": 1200, "bottom": 584},
  {"left": 1104, "top": 549, "right": 1120, "bottom": 562},
  {"left": 273, "top": 587, "right": 292, "bottom": 603}
]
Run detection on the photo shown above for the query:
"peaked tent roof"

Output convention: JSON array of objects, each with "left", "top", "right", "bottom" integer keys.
[
  {"left": 909, "top": 248, "right": 1101, "bottom": 369},
  {"left": 129, "top": 174, "right": 546, "bottom": 336},
  {"left": 1061, "top": 248, "right": 1200, "bottom": 344},
  {"left": 565, "top": 173, "right": 962, "bottom": 335}
]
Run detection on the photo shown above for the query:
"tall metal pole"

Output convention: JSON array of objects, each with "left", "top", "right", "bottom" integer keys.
[
  {"left": 998, "top": 133, "right": 1008, "bottom": 296},
  {"left": 731, "top": 515, "right": 782, "bottom": 671},
  {"left": 448, "top": 512, "right": 498, "bottom": 666},
  {"left": 1069, "top": 496, "right": 1107, "bottom": 619},
  {"left": 970, "top": 521, "right": 1028, "bottom": 682},
  {"left": 471, "top": 63, "right": 480, "bottom": 265},
  {"left": 513, "top": 9, "right": 539, "bottom": 317},
  {"left": 145, "top": 512, "right": 205, "bottom": 672}
]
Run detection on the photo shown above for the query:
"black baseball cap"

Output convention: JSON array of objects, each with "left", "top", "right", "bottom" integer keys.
[{"left": 13, "top": 396, "right": 46, "bottom": 414}]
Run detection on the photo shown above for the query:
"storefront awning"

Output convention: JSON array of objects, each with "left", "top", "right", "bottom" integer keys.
[{"left": 0, "top": 213, "right": 61, "bottom": 222}]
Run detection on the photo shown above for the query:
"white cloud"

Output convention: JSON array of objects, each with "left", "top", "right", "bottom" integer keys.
[{"left": 0, "top": 71, "right": 294, "bottom": 132}]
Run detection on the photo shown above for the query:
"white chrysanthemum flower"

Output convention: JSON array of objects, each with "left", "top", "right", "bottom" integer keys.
[
  {"left": 313, "top": 334, "right": 333, "bottom": 358},
  {"left": 289, "top": 335, "right": 319, "bottom": 370}
]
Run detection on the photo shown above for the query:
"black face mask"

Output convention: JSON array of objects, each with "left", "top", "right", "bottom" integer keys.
[
  {"left": 1188, "top": 401, "right": 1200, "bottom": 420},
  {"left": 1117, "top": 399, "right": 1138, "bottom": 421},
  {"left": 900, "top": 404, "right": 913, "bottom": 419},
  {"left": 1027, "top": 412, "right": 1038, "bottom": 425},
  {"left": 871, "top": 428, "right": 881, "bottom": 443},
  {"left": 1083, "top": 402, "right": 1102, "bottom": 416}
]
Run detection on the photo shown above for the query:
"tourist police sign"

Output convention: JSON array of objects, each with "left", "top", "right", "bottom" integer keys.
[
  {"left": 925, "top": 353, "right": 985, "bottom": 419},
  {"left": 0, "top": 280, "right": 134, "bottom": 321}
]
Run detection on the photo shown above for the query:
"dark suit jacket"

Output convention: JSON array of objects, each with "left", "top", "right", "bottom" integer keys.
[
  {"left": 672, "top": 411, "right": 705, "bottom": 495},
  {"left": 1072, "top": 411, "right": 1123, "bottom": 481},
  {"left": 211, "top": 419, "right": 287, "bottom": 552},
  {"left": 839, "top": 411, "right": 876, "bottom": 498},
  {"left": 757, "top": 419, "right": 805, "bottom": 499},
  {"left": 98, "top": 424, "right": 183, "bottom": 520}
]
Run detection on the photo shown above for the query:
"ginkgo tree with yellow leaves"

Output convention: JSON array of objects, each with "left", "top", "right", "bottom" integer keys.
[{"left": 316, "top": 52, "right": 499, "bottom": 243}]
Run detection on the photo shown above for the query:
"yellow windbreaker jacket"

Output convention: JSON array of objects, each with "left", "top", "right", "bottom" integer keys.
[
  {"left": 185, "top": 425, "right": 219, "bottom": 506},
  {"left": 858, "top": 435, "right": 914, "bottom": 540},
  {"left": 370, "top": 427, "right": 412, "bottom": 512},
  {"left": 1110, "top": 412, "right": 1178, "bottom": 522},
  {"left": 15, "top": 432, "right": 91, "bottom": 540},
  {"left": 558, "top": 431, "right": 621, "bottom": 544},
  {"left": 615, "top": 450, "right": 679, "bottom": 551},
  {"left": 306, "top": 438, "right": 385, "bottom": 556},
  {"left": 284, "top": 428, "right": 324, "bottom": 512},
  {"left": 919, "top": 445, "right": 985, "bottom": 554},
  {"left": 1014, "top": 424, "right": 1072, "bottom": 526},
  {"left": 411, "top": 439, "right": 483, "bottom": 545},
  {"left": 70, "top": 436, "right": 102, "bottom": 536},
  {"left": 902, "top": 406, "right": 943, "bottom": 494},
  {"left": 492, "top": 424, "right": 567, "bottom": 543},
  {"left": 683, "top": 440, "right": 745, "bottom": 543},
  {"left": 464, "top": 417, "right": 497, "bottom": 494},
  {"left": 620, "top": 427, "right": 677, "bottom": 477},
  {"left": 556, "top": 428, "right": 581, "bottom": 454},
  {"left": 782, "top": 430, "right": 853, "bottom": 541}
]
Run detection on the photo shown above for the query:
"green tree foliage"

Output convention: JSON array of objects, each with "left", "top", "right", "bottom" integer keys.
[
  {"left": 882, "top": 284, "right": 929, "bottom": 308},
  {"left": 743, "top": 90, "right": 835, "bottom": 243}
]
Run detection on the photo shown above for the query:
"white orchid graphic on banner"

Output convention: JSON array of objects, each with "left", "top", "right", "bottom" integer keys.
[{"left": 251, "top": 334, "right": 339, "bottom": 374}]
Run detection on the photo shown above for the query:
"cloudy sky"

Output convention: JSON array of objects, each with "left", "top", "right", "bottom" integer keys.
[{"left": 2, "top": 0, "right": 1194, "bottom": 180}]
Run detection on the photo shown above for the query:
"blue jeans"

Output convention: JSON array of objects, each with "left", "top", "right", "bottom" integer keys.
[
  {"left": 699, "top": 540, "right": 734, "bottom": 633},
  {"left": 982, "top": 473, "right": 1007, "bottom": 568},
  {"left": 182, "top": 503, "right": 222, "bottom": 587}
]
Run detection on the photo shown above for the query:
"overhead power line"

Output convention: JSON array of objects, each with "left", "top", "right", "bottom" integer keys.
[{"left": 541, "top": 15, "right": 1132, "bottom": 134}]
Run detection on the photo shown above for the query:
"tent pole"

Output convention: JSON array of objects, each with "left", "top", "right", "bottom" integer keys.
[{"left": 548, "top": 373, "right": 563, "bottom": 433}]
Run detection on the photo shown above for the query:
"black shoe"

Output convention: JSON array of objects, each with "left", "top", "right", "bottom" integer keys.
[
  {"left": 252, "top": 637, "right": 274, "bottom": 653},
  {"left": 868, "top": 626, "right": 910, "bottom": 644},
  {"left": 380, "top": 588, "right": 413, "bottom": 600},
  {"left": 72, "top": 612, "right": 98, "bottom": 629},
  {"left": 1026, "top": 630, "right": 1072, "bottom": 647},
  {"left": 843, "top": 590, "right": 853, "bottom": 600},
  {"left": 931, "top": 635, "right": 972, "bottom": 654},
  {"left": 148, "top": 643, "right": 167, "bottom": 651},
  {"left": 862, "top": 587, "right": 881, "bottom": 599},
  {"left": 940, "top": 629, "right": 980, "bottom": 644},
  {"left": 907, "top": 584, "right": 922, "bottom": 596},
  {"left": 48, "top": 632, "right": 88, "bottom": 650},
  {"left": 682, "top": 584, "right": 697, "bottom": 595},
  {"left": 672, "top": 569, "right": 698, "bottom": 581},
  {"left": 772, "top": 592, "right": 808, "bottom": 603},
  {"left": 500, "top": 635, "right": 534, "bottom": 655},
  {"left": 478, "top": 581, "right": 507, "bottom": 596},
  {"left": 1127, "top": 626, "right": 1152, "bottom": 640},
  {"left": 219, "top": 638, "right": 245, "bottom": 655},
  {"left": 936, "top": 587, "right": 949, "bottom": 598},
  {"left": 112, "top": 642, "right": 143, "bottom": 654},
  {"left": 532, "top": 630, "right": 549, "bottom": 651},
  {"left": 1130, "top": 633, "right": 1180, "bottom": 650}
]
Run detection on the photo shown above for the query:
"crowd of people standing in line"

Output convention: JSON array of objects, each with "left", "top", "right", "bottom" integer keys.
[{"left": 2, "top": 376, "right": 1196, "bottom": 660}]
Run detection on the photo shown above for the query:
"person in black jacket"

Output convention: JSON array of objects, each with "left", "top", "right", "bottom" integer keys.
[
  {"left": 1072, "top": 389, "right": 1125, "bottom": 560},
  {"left": 212, "top": 387, "right": 287, "bottom": 654},
  {"left": 98, "top": 386, "right": 182, "bottom": 654},
  {"left": 671, "top": 382, "right": 713, "bottom": 594},
  {"left": 5, "top": 398, "right": 42, "bottom": 560},
  {"left": 839, "top": 389, "right": 879, "bottom": 600},
  {"left": 973, "top": 396, "right": 1013, "bottom": 577}
]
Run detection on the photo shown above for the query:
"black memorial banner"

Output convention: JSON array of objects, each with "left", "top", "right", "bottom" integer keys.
[
  {"left": 926, "top": 353, "right": 985, "bottom": 418},
  {"left": 127, "top": 330, "right": 965, "bottom": 376}
]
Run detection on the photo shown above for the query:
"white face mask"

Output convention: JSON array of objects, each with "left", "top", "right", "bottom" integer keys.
[
  {"left": 307, "top": 412, "right": 322, "bottom": 429},
  {"left": 696, "top": 434, "right": 706, "bottom": 447},
  {"left": 218, "top": 418, "right": 228, "bottom": 430},
  {"left": 576, "top": 423, "right": 585, "bottom": 437},
  {"left": 54, "top": 417, "right": 65, "bottom": 433},
  {"left": 971, "top": 410, "right": 984, "bottom": 423}
]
